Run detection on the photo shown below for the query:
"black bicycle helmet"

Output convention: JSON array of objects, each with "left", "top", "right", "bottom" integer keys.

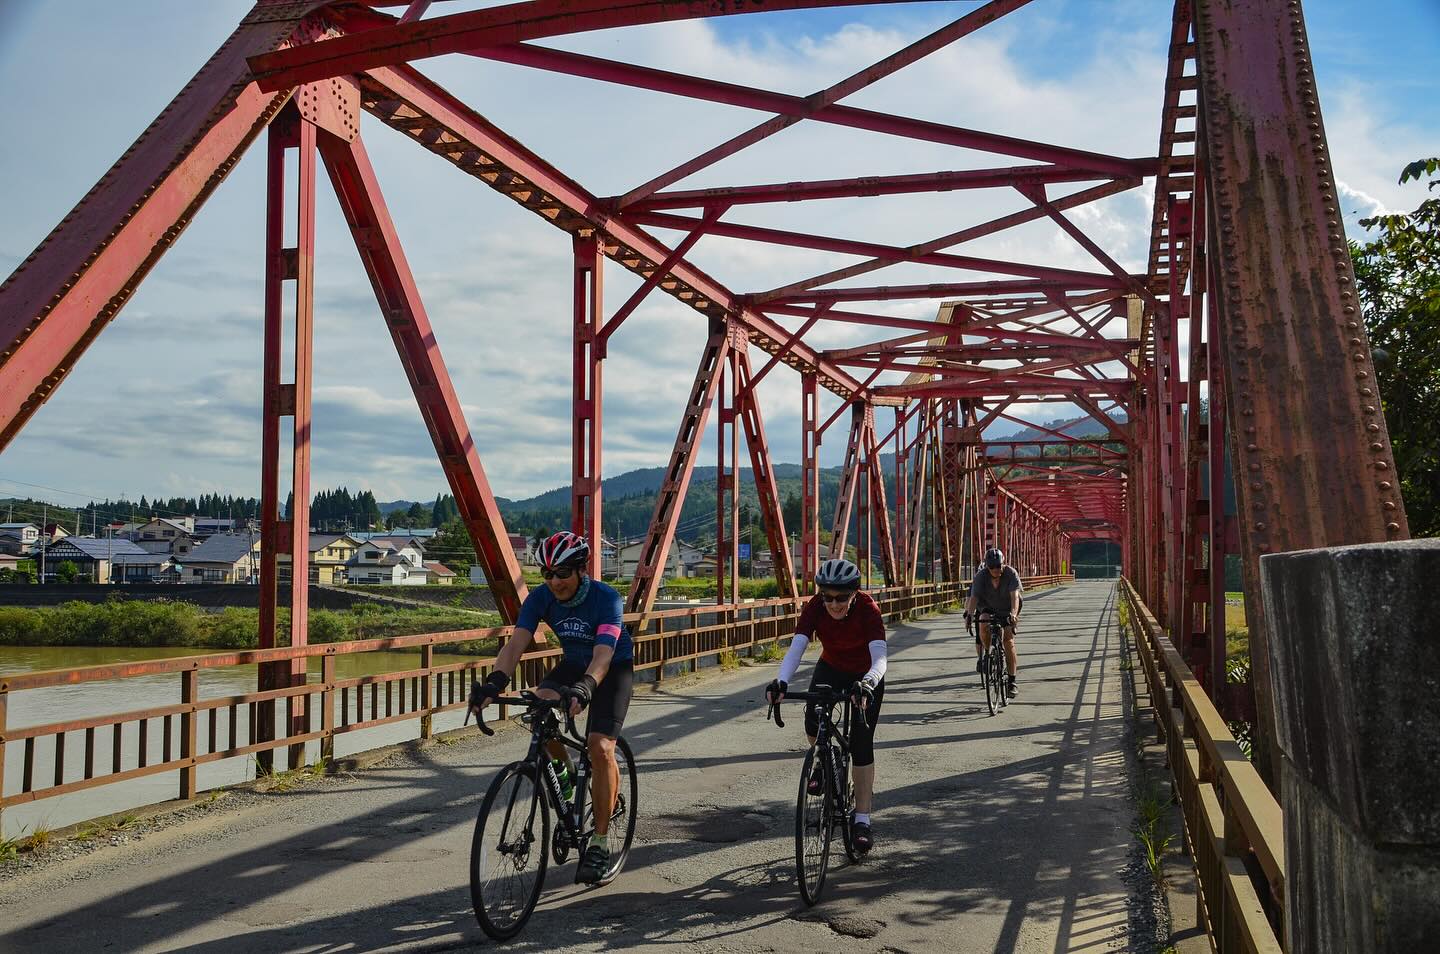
[{"left": 984, "top": 548, "right": 1005, "bottom": 569}]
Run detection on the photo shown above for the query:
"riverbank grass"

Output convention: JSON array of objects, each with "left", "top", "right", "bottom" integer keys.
[{"left": 0, "top": 600, "right": 503, "bottom": 653}]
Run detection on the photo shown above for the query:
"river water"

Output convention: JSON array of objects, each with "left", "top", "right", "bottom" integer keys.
[{"left": 0, "top": 645, "right": 482, "bottom": 839}]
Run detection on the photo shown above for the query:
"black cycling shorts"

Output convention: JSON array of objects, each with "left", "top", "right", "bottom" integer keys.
[
  {"left": 803, "top": 658, "right": 884, "bottom": 767},
  {"left": 539, "top": 659, "right": 634, "bottom": 738},
  {"left": 974, "top": 599, "right": 1022, "bottom": 644}
]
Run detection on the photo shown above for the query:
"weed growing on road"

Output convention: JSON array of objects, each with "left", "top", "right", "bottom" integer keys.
[
  {"left": 74, "top": 813, "right": 140, "bottom": 842},
  {"left": 1132, "top": 781, "right": 1175, "bottom": 889},
  {"left": 433, "top": 733, "right": 460, "bottom": 746},
  {"left": 19, "top": 825, "right": 53, "bottom": 853},
  {"left": 0, "top": 836, "right": 18, "bottom": 864},
  {"left": 753, "top": 641, "right": 783, "bottom": 664},
  {"left": 257, "top": 757, "right": 330, "bottom": 793},
  {"left": 719, "top": 650, "right": 741, "bottom": 670}
]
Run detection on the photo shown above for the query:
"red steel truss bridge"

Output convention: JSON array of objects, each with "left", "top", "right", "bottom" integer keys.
[{"left": 0, "top": 3, "right": 1416, "bottom": 950}]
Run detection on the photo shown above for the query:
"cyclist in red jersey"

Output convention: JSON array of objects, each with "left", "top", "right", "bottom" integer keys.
[{"left": 766, "top": 558, "right": 887, "bottom": 853}]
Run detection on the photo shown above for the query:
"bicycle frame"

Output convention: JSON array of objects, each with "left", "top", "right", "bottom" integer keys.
[{"left": 478, "top": 694, "right": 592, "bottom": 849}]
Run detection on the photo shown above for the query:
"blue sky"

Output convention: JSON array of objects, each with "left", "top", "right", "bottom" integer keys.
[{"left": 0, "top": 0, "right": 1435, "bottom": 508}]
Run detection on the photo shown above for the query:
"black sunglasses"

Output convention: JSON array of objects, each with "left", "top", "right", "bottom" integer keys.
[
  {"left": 541, "top": 566, "right": 578, "bottom": 581},
  {"left": 820, "top": 591, "right": 855, "bottom": 604}
]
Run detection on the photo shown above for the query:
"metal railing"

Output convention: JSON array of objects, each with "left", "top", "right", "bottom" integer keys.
[
  {"left": 1118, "top": 577, "right": 1283, "bottom": 953},
  {"left": 0, "top": 576, "right": 1071, "bottom": 824}
]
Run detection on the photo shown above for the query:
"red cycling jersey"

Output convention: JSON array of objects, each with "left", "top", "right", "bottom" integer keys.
[{"left": 795, "top": 590, "right": 886, "bottom": 675}]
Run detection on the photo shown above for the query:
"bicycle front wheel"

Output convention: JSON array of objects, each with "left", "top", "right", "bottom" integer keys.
[
  {"left": 795, "top": 745, "right": 832, "bottom": 905},
  {"left": 983, "top": 647, "right": 999, "bottom": 716},
  {"left": 582, "top": 734, "right": 639, "bottom": 886},
  {"left": 471, "top": 761, "right": 550, "bottom": 941},
  {"left": 991, "top": 645, "right": 1008, "bottom": 712}
]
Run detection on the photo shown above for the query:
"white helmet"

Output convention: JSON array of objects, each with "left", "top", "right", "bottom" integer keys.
[{"left": 815, "top": 557, "right": 861, "bottom": 589}]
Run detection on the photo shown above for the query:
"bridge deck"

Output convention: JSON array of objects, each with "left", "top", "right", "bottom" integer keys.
[{"left": 0, "top": 581, "right": 1138, "bottom": 953}]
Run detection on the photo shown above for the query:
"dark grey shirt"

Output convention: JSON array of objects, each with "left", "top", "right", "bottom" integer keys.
[{"left": 970, "top": 566, "right": 1022, "bottom": 616}]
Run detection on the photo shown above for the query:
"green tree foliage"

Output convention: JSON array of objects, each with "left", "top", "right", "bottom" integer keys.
[
  {"left": 430, "top": 518, "right": 479, "bottom": 575},
  {"left": 431, "top": 493, "right": 459, "bottom": 527},
  {"left": 55, "top": 560, "right": 79, "bottom": 583},
  {"left": 1351, "top": 157, "right": 1440, "bottom": 534}
]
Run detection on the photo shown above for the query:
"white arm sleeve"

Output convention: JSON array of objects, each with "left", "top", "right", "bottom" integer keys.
[
  {"left": 862, "top": 639, "right": 888, "bottom": 686},
  {"left": 776, "top": 633, "right": 811, "bottom": 685}
]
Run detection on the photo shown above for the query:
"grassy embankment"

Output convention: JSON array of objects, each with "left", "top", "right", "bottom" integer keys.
[
  {"left": 0, "top": 601, "right": 504, "bottom": 654},
  {"left": 1225, "top": 591, "right": 1250, "bottom": 680}
]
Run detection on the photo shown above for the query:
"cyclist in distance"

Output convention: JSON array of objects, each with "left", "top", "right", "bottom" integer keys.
[
  {"left": 765, "top": 557, "right": 887, "bottom": 853},
  {"left": 468, "top": 531, "right": 634, "bottom": 885},
  {"left": 965, "top": 547, "right": 1023, "bottom": 699}
]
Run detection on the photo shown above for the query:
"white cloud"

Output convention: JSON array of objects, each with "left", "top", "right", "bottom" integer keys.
[{"left": 0, "top": 1, "right": 1420, "bottom": 511}]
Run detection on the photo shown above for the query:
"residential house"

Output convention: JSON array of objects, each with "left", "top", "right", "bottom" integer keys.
[
  {"left": 41, "top": 524, "right": 70, "bottom": 544},
  {"left": 508, "top": 533, "right": 533, "bottom": 567},
  {"left": 38, "top": 536, "right": 149, "bottom": 583},
  {"left": 183, "top": 533, "right": 262, "bottom": 583},
  {"left": 617, "top": 537, "right": 694, "bottom": 580},
  {"left": 279, "top": 532, "right": 363, "bottom": 585},
  {"left": 347, "top": 541, "right": 427, "bottom": 585},
  {"left": 0, "top": 523, "right": 39, "bottom": 556},
  {"left": 129, "top": 517, "right": 197, "bottom": 558},
  {"left": 425, "top": 562, "right": 457, "bottom": 585},
  {"left": 675, "top": 540, "right": 706, "bottom": 577},
  {"left": 112, "top": 551, "right": 180, "bottom": 583},
  {"left": 367, "top": 536, "right": 428, "bottom": 568},
  {"left": 192, "top": 517, "right": 253, "bottom": 537},
  {"left": 351, "top": 528, "right": 438, "bottom": 542}
]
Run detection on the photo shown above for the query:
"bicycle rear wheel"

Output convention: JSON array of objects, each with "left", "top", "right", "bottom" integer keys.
[
  {"left": 471, "top": 761, "right": 550, "bottom": 941},
  {"left": 795, "top": 745, "right": 832, "bottom": 905},
  {"left": 834, "top": 746, "right": 861, "bottom": 864},
  {"left": 582, "top": 734, "right": 639, "bottom": 886}
]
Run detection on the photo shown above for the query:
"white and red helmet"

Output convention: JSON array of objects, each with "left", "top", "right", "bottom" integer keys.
[{"left": 537, "top": 531, "right": 590, "bottom": 571}]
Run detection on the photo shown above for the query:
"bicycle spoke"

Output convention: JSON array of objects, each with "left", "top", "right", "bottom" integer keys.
[{"left": 472, "top": 764, "right": 549, "bottom": 940}]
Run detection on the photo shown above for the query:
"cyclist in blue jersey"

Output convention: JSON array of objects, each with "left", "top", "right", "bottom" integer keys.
[{"left": 469, "top": 531, "right": 634, "bottom": 884}]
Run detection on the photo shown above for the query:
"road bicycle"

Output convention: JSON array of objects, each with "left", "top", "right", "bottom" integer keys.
[
  {"left": 767, "top": 684, "right": 873, "bottom": 905},
  {"left": 975, "top": 615, "right": 1011, "bottom": 716},
  {"left": 468, "top": 691, "right": 638, "bottom": 940}
]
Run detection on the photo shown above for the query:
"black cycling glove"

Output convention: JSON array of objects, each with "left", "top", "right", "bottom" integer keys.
[
  {"left": 563, "top": 673, "right": 599, "bottom": 712},
  {"left": 468, "top": 670, "right": 509, "bottom": 709},
  {"left": 765, "top": 679, "right": 788, "bottom": 703}
]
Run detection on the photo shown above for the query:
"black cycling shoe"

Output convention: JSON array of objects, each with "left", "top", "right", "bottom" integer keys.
[
  {"left": 575, "top": 843, "right": 611, "bottom": 885},
  {"left": 851, "top": 814, "right": 873, "bottom": 854},
  {"left": 1006, "top": 676, "right": 1018, "bottom": 699},
  {"left": 975, "top": 656, "right": 985, "bottom": 675}
]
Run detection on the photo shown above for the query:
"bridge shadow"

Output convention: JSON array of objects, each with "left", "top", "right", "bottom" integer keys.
[{"left": 0, "top": 582, "right": 1129, "bottom": 952}]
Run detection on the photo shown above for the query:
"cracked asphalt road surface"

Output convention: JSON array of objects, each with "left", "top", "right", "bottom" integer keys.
[{"left": 0, "top": 581, "right": 1133, "bottom": 953}]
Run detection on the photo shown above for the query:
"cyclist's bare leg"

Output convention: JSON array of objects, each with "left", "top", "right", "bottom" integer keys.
[
  {"left": 587, "top": 733, "right": 618, "bottom": 837},
  {"left": 1003, "top": 626, "right": 1019, "bottom": 676},
  {"left": 853, "top": 763, "right": 875, "bottom": 814}
]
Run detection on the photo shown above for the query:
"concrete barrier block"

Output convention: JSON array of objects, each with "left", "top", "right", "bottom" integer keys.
[{"left": 1260, "top": 539, "right": 1440, "bottom": 845}]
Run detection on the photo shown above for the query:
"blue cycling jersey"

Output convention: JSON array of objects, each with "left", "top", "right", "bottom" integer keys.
[{"left": 515, "top": 577, "right": 633, "bottom": 665}]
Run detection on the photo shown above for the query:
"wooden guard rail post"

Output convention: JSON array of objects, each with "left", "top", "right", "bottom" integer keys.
[
  {"left": 0, "top": 578, "right": 1068, "bottom": 826},
  {"left": 1119, "top": 576, "right": 1284, "bottom": 953}
]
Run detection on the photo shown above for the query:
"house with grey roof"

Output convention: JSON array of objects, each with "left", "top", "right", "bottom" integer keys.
[
  {"left": 183, "top": 533, "right": 261, "bottom": 584},
  {"left": 112, "top": 551, "right": 180, "bottom": 583},
  {"left": 39, "top": 536, "right": 149, "bottom": 583}
]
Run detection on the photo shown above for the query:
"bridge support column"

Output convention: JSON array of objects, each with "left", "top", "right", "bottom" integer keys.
[{"left": 1260, "top": 541, "right": 1440, "bottom": 952}]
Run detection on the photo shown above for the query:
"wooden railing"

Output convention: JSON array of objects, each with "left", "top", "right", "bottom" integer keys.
[
  {"left": 0, "top": 576, "right": 1071, "bottom": 824},
  {"left": 1118, "top": 577, "right": 1284, "bottom": 953}
]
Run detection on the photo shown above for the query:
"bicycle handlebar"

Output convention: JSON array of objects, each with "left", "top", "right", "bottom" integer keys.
[
  {"left": 465, "top": 690, "right": 581, "bottom": 739},
  {"left": 766, "top": 684, "right": 876, "bottom": 731}
]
